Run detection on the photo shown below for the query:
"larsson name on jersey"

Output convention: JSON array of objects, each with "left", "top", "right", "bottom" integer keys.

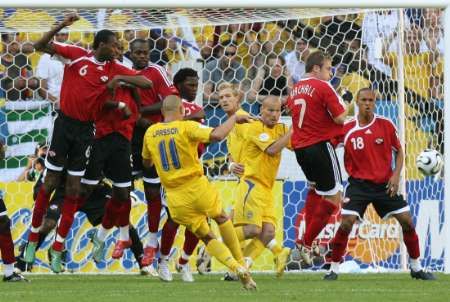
[
  {"left": 153, "top": 128, "right": 179, "bottom": 137},
  {"left": 290, "top": 84, "right": 315, "bottom": 97}
]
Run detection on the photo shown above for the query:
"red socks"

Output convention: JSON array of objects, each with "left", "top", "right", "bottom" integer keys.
[
  {"left": 29, "top": 187, "right": 51, "bottom": 242},
  {"left": 179, "top": 230, "right": 199, "bottom": 265},
  {"left": 116, "top": 199, "right": 131, "bottom": 227},
  {"left": 304, "top": 190, "right": 321, "bottom": 228},
  {"left": 0, "top": 227, "right": 15, "bottom": 264},
  {"left": 330, "top": 227, "right": 351, "bottom": 262},
  {"left": 160, "top": 220, "right": 178, "bottom": 256},
  {"left": 302, "top": 198, "right": 337, "bottom": 248},
  {"left": 403, "top": 229, "right": 420, "bottom": 259},
  {"left": 147, "top": 197, "right": 162, "bottom": 233},
  {"left": 101, "top": 197, "right": 122, "bottom": 229}
]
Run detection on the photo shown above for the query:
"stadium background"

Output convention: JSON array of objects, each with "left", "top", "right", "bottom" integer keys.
[{"left": 0, "top": 8, "right": 445, "bottom": 272}]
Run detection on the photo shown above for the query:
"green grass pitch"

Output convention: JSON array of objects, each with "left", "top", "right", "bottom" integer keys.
[{"left": 1, "top": 273, "right": 450, "bottom": 302}]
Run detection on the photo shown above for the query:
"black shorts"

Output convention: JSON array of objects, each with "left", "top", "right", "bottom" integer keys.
[
  {"left": 45, "top": 112, "right": 94, "bottom": 176},
  {"left": 295, "top": 141, "right": 342, "bottom": 195},
  {"left": 79, "top": 182, "right": 111, "bottom": 226},
  {"left": 342, "top": 177, "right": 410, "bottom": 220},
  {"left": 131, "top": 127, "right": 160, "bottom": 185},
  {"left": 82, "top": 133, "right": 132, "bottom": 188}
]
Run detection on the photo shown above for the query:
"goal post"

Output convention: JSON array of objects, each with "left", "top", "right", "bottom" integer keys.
[{"left": 0, "top": 5, "right": 448, "bottom": 274}]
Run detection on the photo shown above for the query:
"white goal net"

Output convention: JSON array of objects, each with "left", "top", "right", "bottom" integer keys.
[{"left": 0, "top": 7, "right": 446, "bottom": 274}]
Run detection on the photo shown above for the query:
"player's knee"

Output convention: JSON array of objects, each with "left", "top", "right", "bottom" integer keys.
[
  {"left": 0, "top": 215, "right": 11, "bottom": 234},
  {"left": 65, "top": 176, "right": 81, "bottom": 197},
  {"left": 113, "top": 187, "right": 129, "bottom": 201},
  {"left": 41, "top": 218, "right": 57, "bottom": 234},
  {"left": 144, "top": 184, "right": 160, "bottom": 200},
  {"left": 340, "top": 216, "right": 356, "bottom": 233},
  {"left": 200, "top": 232, "right": 215, "bottom": 245},
  {"left": 246, "top": 225, "right": 262, "bottom": 238},
  {"left": 43, "top": 170, "right": 60, "bottom": 193},
  {"left": 399, "top": 219, "right": 415, "bottom": 233}
]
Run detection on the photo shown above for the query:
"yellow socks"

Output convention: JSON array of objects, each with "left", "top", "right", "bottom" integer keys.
[
  {"left": 219, "top": 220, "right": 244, "bottom": 265},
  {"left": 234, "top": 226, "right": 246, "bottom": 241},
  {"left": 243, "top": 238, "right": 266, "bottom": 261},
  {"left": 206, "top": 238, "right": 240, "bottom": 273},
  {"left": 267, "top": 239, "right": 283, "bottom": 256}
]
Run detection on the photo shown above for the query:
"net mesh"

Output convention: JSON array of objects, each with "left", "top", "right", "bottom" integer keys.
[{"left": 0, "top": 8, "right": 445, "bottom": 273}]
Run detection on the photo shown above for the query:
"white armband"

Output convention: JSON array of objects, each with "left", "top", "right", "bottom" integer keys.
[{"left": 117, "top": 101, "right": 126, "bottom": 110}]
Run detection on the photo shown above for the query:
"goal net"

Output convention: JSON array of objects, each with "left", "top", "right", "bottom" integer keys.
[{"left": 0, "top": 7, "right": 445, "bottom": 274}]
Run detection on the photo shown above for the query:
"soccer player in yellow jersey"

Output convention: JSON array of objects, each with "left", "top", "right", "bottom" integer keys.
[
  {"left": 233, "top": 96, "right": 292, "bottom": 277},
  {"left": 142, "top": 95, "right": 256, "bottom": 290},
  {"left": 217, "top": 82, "right": 249, "bottom": 176}
]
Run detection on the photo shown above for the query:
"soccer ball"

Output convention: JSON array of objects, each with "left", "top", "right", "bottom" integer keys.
[{"left": 416, "top": 149, "right": 443, "bottom": 176}]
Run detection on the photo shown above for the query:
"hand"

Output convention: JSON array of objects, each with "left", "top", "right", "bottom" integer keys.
[
  {"left": 122, "top": 105, "right": 132, "bottom": 120},
  {"left": 386, "top": 173, "right": 400, "bottom": 197},
  {"left": 61, "top": 13, "right": 80, "bottom": 27},
  {"left": 235, "top": 114, "right": 255, "bottom": 124},
  {"left": 230, "top": 162, "right": 245, "bottom": 176},
  {"left": 106, "top": 77, "right": 120, "bottom": 96}
]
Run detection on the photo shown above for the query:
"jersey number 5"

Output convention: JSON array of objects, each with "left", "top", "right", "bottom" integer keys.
[
  {"left": 294, "top": 99, "right": 306, "bottom": 128},
  {"left": 158, "top": 138, "right": 181, "bottom": 171}
]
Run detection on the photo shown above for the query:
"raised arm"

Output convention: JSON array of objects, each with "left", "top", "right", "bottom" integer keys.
[{"left": 34, "top": 13, "right": 79, "bottom": 55}]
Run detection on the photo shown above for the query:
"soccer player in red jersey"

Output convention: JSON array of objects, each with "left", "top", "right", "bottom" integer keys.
[
  {"left": 81, "top": 83, "right": 139, "bottom": 264},
  {"left": 127, "top": 39, "right": 180, "bottom": 266},
  {"left": 23, "top": 14, "right": 152, "bottom": 272},
  {"left": 156, "top": 68, "right": 205, "bottom": 282},
  {"left": 287, "top": 51, "right": 348, "bottom": 264},
  {"left": 324, "top": 88, "right": 435, "bottom": 280}
]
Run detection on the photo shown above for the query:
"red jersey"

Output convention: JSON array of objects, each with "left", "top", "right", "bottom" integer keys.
[
  {"left": 138, "top": 63, "right": 179, "bottom": 123},
  {"left": 287, "top": 77, "right": 346, "bottom": 148},
  {"left": 343, "top": 115, "right": 401, "bottom": 184},
  {"left": 53, "top": 42, "right": 137, "bottom": 122},
  {"left": 182, "top": 99, "right": 204, "bottom": 123},
  {"left": 95, "top": 87, "right": 138, "bottom": 141},
  {"left": 182, "top": 99, "right": 206, "bottom": 155}
]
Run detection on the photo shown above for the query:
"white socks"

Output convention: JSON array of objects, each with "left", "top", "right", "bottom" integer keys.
[
  {"left": 410, "top": 258, "right": 422, "bottom": 272},
  {"left": 119, "top": 225, "right": 130, "bottom": 241}
]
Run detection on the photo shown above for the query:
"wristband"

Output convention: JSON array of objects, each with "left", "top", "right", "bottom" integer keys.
[{"left": 117, "top": 101, "right": 126, "bottom": 109}]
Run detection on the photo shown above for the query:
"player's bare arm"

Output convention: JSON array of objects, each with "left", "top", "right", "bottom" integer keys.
[
  {"left": 107, "top": 75, "right": 152, "bottom": 95},
  {"left": 140, "top": 101, "right": 163, "bottom": 115},
  {"left": 209, "top": 114, "right": 253, "bottom": 142},
  {"left": 34, "top": 13, "right": 79, "bottom": 55},
  {"left": 387, "top": 144, "right": 404, "bottom": 197},
  {"left": 265, "top": 128, "right": 293, "bottom": 156}
]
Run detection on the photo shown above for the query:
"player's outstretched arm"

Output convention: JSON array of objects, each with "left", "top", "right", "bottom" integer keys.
[
  {"left": 107, "top": 75, "right": 152, "bottom": 94},
  {"left": 209, "top": 114, "right": 253, "bottom": 142},
  {"left": 265, "top": 127, "right": 293, "bottom": 156},
  {"left": 34, "top": 13, "right": 79, "bottom": 55}
]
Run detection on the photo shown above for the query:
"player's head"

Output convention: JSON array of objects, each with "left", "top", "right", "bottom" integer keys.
[
  {"left": 114, "top": 41, "right": 125, "bottom": 62},
  {"left": 173, "top": 68, "right": 199, "bottom": 102},
  {"left": 54, "top": 31, "right": 69, "bottom": 43},
  {"left": 218, "top": 82, "right": 240, "bottom": 116},
  {"left": 129, "top": 39, "right": 150, "bottom": 70},
  {"left": 356, "top": 87, "right": 376, "bottom": 117},
  {"left": 93, "top": 29, "right": 118, "bottom": 61},
  {"left": 261, "top": 96, "right": 282, "bottom": 128},
  {"left": 162, "top": 95, "right": 184, "bottom": 120},
  {"left": 305, "top": 50, "right": 332, "bottom": 81}
]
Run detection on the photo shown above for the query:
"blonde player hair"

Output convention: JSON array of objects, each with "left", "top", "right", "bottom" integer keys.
[{"left": 217, "top": 82, "right": 240, "bottom": 97}]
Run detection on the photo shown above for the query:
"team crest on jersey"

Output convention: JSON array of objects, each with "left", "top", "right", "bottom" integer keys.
[
  {"left": 259, "top": 133, "right": 270, "bottom": 142},
  {"left": 375, "top": 138, "right": 384, "bottom": 144},
  {"left": 100, "top": 76, "right": 109, "bottom": 82}
]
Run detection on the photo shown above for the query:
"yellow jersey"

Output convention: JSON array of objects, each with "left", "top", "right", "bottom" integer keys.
[
  {"left": 240, "top": 120, "right": 289, "bottom": 188},
  {"left": 226, "top": 108, "right": 249, "bottom": 163},
  {"left": 142, "top": 120, "right": 213, "bottom": 190}
]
